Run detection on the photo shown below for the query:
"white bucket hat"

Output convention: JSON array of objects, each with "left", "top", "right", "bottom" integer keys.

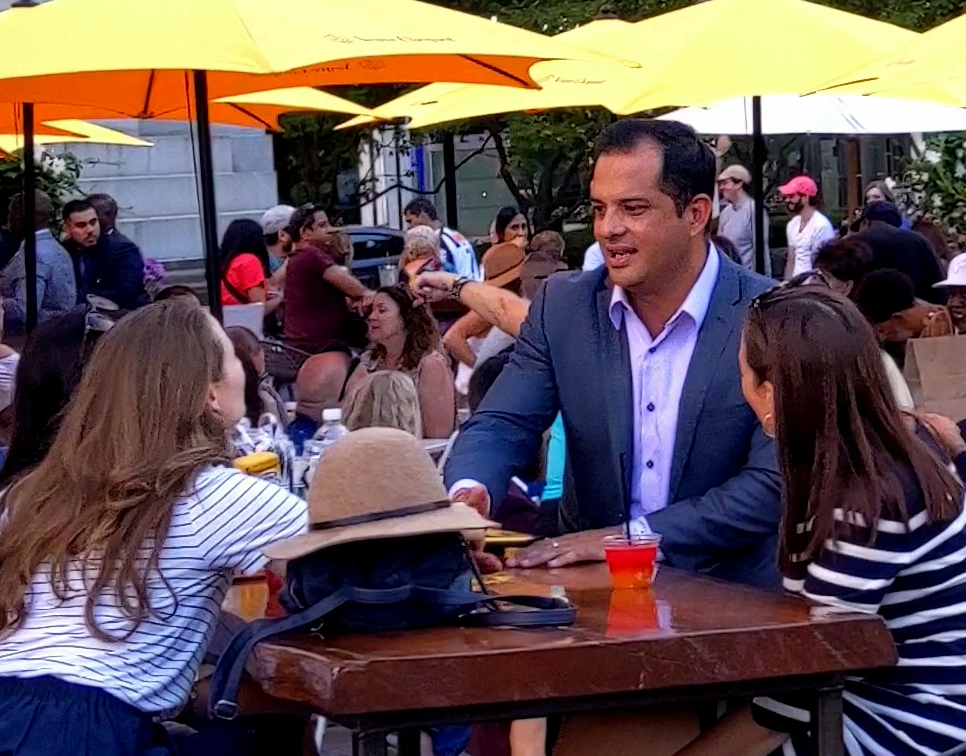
[{"left": 934, "top": 253, "right": 966, "bottom": 288}]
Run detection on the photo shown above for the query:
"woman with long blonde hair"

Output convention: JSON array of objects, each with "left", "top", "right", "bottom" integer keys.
[{"left": 0, "top": 300, "right": 307, "bottom": 755}]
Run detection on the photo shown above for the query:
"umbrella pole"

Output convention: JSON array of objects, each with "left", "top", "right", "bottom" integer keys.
[
  {"left": 751, "top": 95, "right": 767, "bottom": 276},
  {"left": 442, "top": 132, "right": 459, "bottom": 229},
  {"left": 23, "top": 102, "right": 37, "bottom": 333},
  {"left": 192, "top": 70, "right": 222, "bottom": 321}
]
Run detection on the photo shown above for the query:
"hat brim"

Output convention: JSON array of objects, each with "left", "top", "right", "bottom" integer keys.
[
  {"left": 933, "top": 278, "right": 966, "bottom": 288},
  {"left": 486, "top": 261, "right": 524, "bottom": 289},
  {"left": 263, "top": 502, "right": 498, "bottom": 560}
]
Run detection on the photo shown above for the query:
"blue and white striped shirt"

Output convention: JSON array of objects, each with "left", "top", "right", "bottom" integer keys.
[
  {"left": 0, "top": 466, "right": 307, "bottom": 715},
  {"left": 753, "top": 460, "right": 966, "bottom": 755}
]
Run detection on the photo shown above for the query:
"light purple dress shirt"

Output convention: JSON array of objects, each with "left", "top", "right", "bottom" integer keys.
[{"left": 608, "top": 247, "right": 720, "bottom": 536}]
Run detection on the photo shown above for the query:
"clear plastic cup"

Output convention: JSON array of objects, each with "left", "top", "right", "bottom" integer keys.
[{"left": 603, "top": 534, "right": 662, "bottom": 589}]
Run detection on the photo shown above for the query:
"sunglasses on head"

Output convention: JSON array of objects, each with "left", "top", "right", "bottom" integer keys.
[{"left": 750, "top": 270, "right": 831, "bottom": 311}]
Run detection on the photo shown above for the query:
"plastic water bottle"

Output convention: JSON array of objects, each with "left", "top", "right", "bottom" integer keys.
[{"left": 303, "top": 408, "right": 350, "bottom": 490}]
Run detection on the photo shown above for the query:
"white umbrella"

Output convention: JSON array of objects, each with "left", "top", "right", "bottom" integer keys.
[{"left": 661, "top": 94, "right": 966, "bottom": 135}]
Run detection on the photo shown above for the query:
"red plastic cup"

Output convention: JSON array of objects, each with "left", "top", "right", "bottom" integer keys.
[{"left": 603, "top": 534, "right": 662, "bottom": 589}]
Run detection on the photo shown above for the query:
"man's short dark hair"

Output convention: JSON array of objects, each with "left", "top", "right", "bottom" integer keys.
[
  {"left": 594, "top": 119, "right": 716, "bottom": 216},
  {"left": 62, "top": 198, "right": 95, "bottom": 222},
  {"left": 853, "top": 268, "right": 915, "bottom": 325},
  {"left": 403, "top": 197, "right": 438, "bottom": 221},
  {"left": 289, "top": 203, "right": 324, "bottom": 242},
  {"left": 86, "top": 193, "right": 118, "bottom": 225}
]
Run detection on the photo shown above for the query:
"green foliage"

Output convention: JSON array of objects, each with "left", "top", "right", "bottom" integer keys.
[
  {"left": 895, "top": 133, "right": 966, "bottom": 254},
  {"left": 0, "top": 150, "right": 82, "bottom": 232}
]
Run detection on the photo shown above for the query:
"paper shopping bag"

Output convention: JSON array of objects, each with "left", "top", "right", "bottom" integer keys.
[{"left": 904, "top": 335, "right": 966, "bottom": 421}]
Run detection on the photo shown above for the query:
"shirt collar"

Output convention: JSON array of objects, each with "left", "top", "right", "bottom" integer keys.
[{"left": 609, "top": 243, "right": 720, "bottom": 333}]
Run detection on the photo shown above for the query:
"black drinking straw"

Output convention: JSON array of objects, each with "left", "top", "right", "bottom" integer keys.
[{"left": 620, "top": 453, "right": 631, "bottom": 540}]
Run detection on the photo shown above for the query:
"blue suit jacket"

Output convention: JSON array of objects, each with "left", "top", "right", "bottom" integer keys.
[{"left": 445, "top": 253, "right": 783, "bottom": 589}]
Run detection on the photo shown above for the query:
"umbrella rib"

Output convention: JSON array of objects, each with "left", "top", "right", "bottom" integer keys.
[
  {"left": 141, "top": 70, "right": 157, "bottom": 118},
  {"left": 227, "top": 103, "right": 276, "bottom": 131},
  {"left": 458, "top": 55, "right": 531, "bottom": 88}
]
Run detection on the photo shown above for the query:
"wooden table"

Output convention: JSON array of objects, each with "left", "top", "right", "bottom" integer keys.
[{"left": 237, "top": 565, "right": 898, "bottom": 756}]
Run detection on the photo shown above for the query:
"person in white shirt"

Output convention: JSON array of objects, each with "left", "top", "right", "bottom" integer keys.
[
  {"left": 0, "top": 300, "right": 307, "bottom": 755},
  {"left": 779, "top": 175, "right": 836, "bottom": 280},
  {"left": 582, "top": 241, "right": 605, "bottom": 271},
  {"left": 403, "top": 197, "right": 482, "bottom": 281},
  {"left": 716, "top": 164, "right": 771, "bottom": 277}
]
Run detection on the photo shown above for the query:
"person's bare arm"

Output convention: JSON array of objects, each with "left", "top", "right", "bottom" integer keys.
[
  {"left": 418, "top": 354, "right": 456, "bottom": 439},
  {"left": 460, "top": 283, "right": 531, "bottom": 337},
  {"left": 412, "top": 272, "right": 531, "bottom": 337},
  {"left": 243, "top": 284, "right": 282, "bottom": 314},
  {"left": 443, "top": 311, "right": 490, "bottom": 367},
  {"left": 323, "top": 265, "right": 372, "bottom": 300}
]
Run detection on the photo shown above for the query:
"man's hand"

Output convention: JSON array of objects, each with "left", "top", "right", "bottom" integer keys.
[
  {"left": 919, "top": 412, "right": 966, "bottom": 457},
  {"left": 452, "top": 486, "right": 502, "bottom": 573},
  {"left": 505, "top": 527, "right": 619, "bottom": 569},
  {"left": 412, "top": 271, "right": 460, "bottom": 302}
]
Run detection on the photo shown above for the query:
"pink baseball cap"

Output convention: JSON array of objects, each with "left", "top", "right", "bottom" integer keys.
[{"left": 778, "top": 176, "right": 818, "bottom": 198}]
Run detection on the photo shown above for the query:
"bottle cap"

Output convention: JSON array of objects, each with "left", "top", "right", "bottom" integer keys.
[{"left": 322, "top": 408, "right": 343, "bottom": 422}]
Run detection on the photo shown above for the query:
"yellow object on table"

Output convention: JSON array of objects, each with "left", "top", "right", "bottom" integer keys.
[{"left": 233, "top": 451, "right": 281, "bottom": 482}]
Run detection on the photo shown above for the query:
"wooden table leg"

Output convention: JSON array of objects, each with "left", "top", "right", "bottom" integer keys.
[
  {"left": 815, "top": 684, "right": 845, "bottom": 756},
  {"left": 397, "top": 729, "right": 422, "bottom": 756},
  {"left": 354, "top": 731, "right": 388, "bottom": 756}
]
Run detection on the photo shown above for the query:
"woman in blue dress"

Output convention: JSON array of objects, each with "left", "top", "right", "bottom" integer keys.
[{"left": 665, "top": 284, "right": 966, "bottom": 756}]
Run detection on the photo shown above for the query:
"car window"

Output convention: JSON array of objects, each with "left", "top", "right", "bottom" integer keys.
[{"left": 351, "top": 232, "right": 404, "bottom": 262}]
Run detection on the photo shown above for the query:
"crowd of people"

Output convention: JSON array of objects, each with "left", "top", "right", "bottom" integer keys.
[{"left": 0, "top": 116, "right": 965, "bottom": 756}]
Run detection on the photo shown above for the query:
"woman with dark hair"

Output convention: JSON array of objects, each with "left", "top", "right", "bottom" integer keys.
[
  {"left": 653, "top": 286, "right": 966, "bottom": 756},
  {"left": 492, "top": 206, "right": 528, "bottom": 248},
  {"left": 345, "top": 284, "right": 455, "bottom": 439},
  {"left": 220, "top": 219, "right": 281, "bottom": 315},
  {"left": 813, "top": 236, "right": 874, "bottom": 296},
  {"left": 0, "top": 308, "right": 110, "bottom": 486},
  {"left": 225, "top": 326, "right": 286, "bottom": 427}
]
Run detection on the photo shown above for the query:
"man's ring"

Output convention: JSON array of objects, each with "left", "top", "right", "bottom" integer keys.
[{"left": 551, "top": 541, "right": 560, "bottom": 548}]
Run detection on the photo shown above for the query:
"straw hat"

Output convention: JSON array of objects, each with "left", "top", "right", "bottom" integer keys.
[
  {"left": 482, "top": 242, "right": 526, "bottom": 288},
  {"left": 264, "top": 427, "right": 496, "bottom": 560}
]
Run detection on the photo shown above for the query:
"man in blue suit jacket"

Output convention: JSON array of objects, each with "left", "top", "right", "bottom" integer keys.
[{"left": 445, "top": 119, "right": 782, "bottom": 589}]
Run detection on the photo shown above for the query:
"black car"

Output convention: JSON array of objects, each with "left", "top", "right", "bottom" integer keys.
[{"left": 343, "top": 225, "right": 405, "bottom": 290}]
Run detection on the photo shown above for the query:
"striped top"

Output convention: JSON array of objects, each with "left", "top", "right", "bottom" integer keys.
[
  {"left": 753, "top": 458, "right": 966, "bottom": 755},
  {"left": 0, "top": 466, "right": 307, "bottom": 715}
]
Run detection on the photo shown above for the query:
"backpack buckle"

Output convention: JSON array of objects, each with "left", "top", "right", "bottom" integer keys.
[{"left": 212, "top": 699, "right": 239, "bottom": 720}]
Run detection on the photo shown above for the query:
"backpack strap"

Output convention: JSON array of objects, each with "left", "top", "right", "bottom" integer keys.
[
  {"left": 209, "top": 585, "right": 414, "bottom": 719},
  {"left": 416, "top": 587, "right": 577, "bottom": 628}
]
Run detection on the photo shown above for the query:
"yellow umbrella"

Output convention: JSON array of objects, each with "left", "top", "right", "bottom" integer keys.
[
  {"left": 337, "top": 19, "right": 638, "bottom": 130},
  {"left": 613, "top": 0, "right": 958, "bottom": 114},
  {"left": 0, "top": 120, "right": 152, "bottom": 155},
  {"left": 812, "top": 13, "right": 966, "bottom": 104},
  {"left": 0, "top": 0, "right": 633, "bottom": 112},
  {"left": 0, "top": 89, "right": 375, "bottom": 133}
]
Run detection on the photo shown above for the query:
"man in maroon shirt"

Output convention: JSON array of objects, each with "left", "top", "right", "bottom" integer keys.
[{"left": 283, "top": 203, "right": 373, "bottom": 354}]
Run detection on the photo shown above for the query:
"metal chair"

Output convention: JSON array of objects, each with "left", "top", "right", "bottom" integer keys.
[{"left": 260, "top": 339, "right": 311, "bottom": 386}]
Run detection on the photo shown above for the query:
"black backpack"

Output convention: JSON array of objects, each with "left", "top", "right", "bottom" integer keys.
[{"left": 209, "top": 533, "right": 575, "bottom": 719}]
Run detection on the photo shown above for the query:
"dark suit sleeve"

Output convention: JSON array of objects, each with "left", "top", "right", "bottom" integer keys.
[
  {"left": 648, "top": 424, "right": 782, "bottom": 570},
  {"left": 443, "top": 281, "right": 560, "bottom": 502},
  {"left": 103, "top": 238, "right": 147, "bottom": 309}
]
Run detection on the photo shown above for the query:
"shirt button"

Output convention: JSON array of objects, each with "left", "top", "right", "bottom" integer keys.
[
  {"left": 646, "top": 402, "right": 655, "bottom": 412},
  {"left": 646, "top": 460, "right": 655, "bottom": 469},
  {"left": 648, "top": 347, "right": 656, "bottom": 354}
]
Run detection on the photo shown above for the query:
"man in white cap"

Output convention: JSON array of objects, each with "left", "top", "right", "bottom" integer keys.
[
  {"left": 934, "top": 252, "right": 966, "bottom": 333},
  {"left": 260, "top": 204, "right": 296, "bottom": 289},
  {"left": 779, "top": 175, "right": 835, "bottom": 280},
  {"left": 717, "top": 164, "right": 770, "bottom": 276}
]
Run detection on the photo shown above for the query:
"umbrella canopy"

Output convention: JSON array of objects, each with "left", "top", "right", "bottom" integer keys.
[
  {"left": 813, "top": 12, "right": 966, "bottom": 105},
  {"left": 337, "top": 19, "right": 640, "bottom": 130},
  {"left": 0, "top": 0, "right": 631, "bottom": 112},
  {"left": 613, "top": 0, "right": 959, "bottom": 114},
  {"left": 0, "top": 120, "right": 152, "bottom": 154},
  {"left": 661, "top": 95, "right": 966, "bottom": 135},
  {"left": 0, "top": 89, "right": 375, "bottom": 132}
]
